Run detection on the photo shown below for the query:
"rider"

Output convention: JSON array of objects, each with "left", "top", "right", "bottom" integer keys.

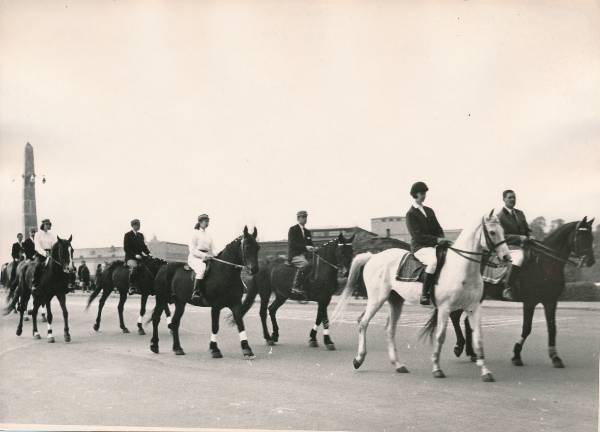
[
  {"left": 405, "top": 182, "right": 453, "bottom": 305},
  {"left": 32, "top": 219, "right": 57, "bottom": 292},
  {"left": 123, "top": 219, "right": 152, "bottom": 291},
  {"left": 288, "top": 210, "right": 316, "bottom": 296},
  {"left": 189, "top": 214, "right": 214, "bottom": 306},
  {"left": 498, "top": 189, "right": 532, "bottom": 301},
  {"left": 9, "top": 233, "right": 25, "bottom": 285},
  {"left": 23, "top": 228, "right": 37, "bottom": 260}
]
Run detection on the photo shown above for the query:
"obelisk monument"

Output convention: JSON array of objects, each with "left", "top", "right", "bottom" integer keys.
[{"left": 23, "top": 143, "right": 38, "bottom": 238}]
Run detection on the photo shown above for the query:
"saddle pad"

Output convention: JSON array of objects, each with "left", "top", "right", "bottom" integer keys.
[
  {"left": 482, "top": 256, "right": 508, "bottom": 284},
  {"left": 395, "top": 253, "right": 425, "bottom": 282}
]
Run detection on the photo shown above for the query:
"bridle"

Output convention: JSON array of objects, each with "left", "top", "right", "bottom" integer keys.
[
  {"left": 209, "top": 237, "right": 248, "bottom": 270},
  {"left": 50, "top": 241, "right": 74, "bottom": 272},
  {"left": 447, "top": 217, "right": 508, "bottom": 268},
  {"left": 529, "top": 224, "right": 591, "bottom": 268},
  {"left": 313, "top": 241, "right": 352, "bottom": 272}
]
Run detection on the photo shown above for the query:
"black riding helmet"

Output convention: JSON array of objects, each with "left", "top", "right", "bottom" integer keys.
[{"left": 410, "top": 181, "right": 428, "bottom": 198}]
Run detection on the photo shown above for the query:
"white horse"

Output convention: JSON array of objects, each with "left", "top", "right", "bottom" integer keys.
[{"left": 332, "top": 210, "right": 511, "bottom": 381}]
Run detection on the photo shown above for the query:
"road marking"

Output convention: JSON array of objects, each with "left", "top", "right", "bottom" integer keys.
[{"left": 0, "top": 424, "right": 342, "bottom": 432}]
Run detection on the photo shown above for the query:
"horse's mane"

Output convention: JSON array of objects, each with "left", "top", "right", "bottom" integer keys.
[
  {"left": 106, "top": 260, "right": 125, "bottom": 271},
  {"left": 543, "top": 221, "right": 578, "bottom": 247},
  {"left": 217, "top": 236, "right": 242, "bottom": 258}
]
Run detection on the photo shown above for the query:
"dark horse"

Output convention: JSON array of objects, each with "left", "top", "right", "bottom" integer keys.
[
  {"left": 239, "top": 233, "right": 354, "bottom": 349},
  {"left": 87, "top": 256, "right": 170, "bottom": 335},
  {"left": 451, "top": 217, "right": 596, "bottom": 367},
  {"left": 150, "top": 226, "right": 260, "bottom": 358},
  {"left": 5, "top": 236, "right": 75, "bottom": 343}
]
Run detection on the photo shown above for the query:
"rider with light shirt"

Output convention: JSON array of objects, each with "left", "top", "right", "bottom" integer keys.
[
  {"left": 189, "top": 214, "right": 214, "bottom": 306},
  {"left": 32, "top": 218, "right": 57, "bottom": 292}
]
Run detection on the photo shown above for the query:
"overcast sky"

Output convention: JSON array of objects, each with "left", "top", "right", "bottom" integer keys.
[{"left": 1, "top": 0, "right": 599, "bottom": 262}]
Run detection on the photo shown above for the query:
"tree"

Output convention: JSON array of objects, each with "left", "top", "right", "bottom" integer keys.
[
  {"left": 549, "top": 218, "right": 565, "bottom": 233},
  {"left": 529, "top": 216, "right": 546, "bottom": 240}
]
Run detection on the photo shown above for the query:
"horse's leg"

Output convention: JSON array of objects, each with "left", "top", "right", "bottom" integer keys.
[
  {"left": 309, "top": 302, "right": 323, "bottom": 348},
  {"left": 94, "top": 286, "right": 111, "bottom": 332},
  {"left": 16, "top": 289, "right": 29, "bottom": 336},
  {"left": 259, "top": 292, "right": 272, "bottom": 345},
  {"left": 267, "top": 294, "right": 286, "bottom": 343},
  {"left": 464, "top": 316, "right": 476, "bottom": 361},
  {"left": 209, "top": 306, "right": 223, "bottom": 358},
  {"left": 431, "top": 307, "right": 450, "bottom": 378},
  {"left": 171, "top": 300, "right": 186, "bottom": 355},
  {"left": 45, "top": 299, "right": 55, "bottom": 343},
  {"left": 164, "top": 303, "right": 172, "bottom": 327},
  {"left": 150, "top": 294, "right": 165, "bottom": 354},
  {"left": 543, "top": 301, "right": 564, "bottom": 368},
  {"left": 387, "top": 294, "right": 408, "bottom": 373},
  {"left": 512, "top": 302, "right": 536, "bottom": 366},
  {"left": 466, "top": 305, "right": 494, "bottom": 382},
  {"left": 117, "top": 289, "right": 129, "bottom": 333},
  {"left": 31, "top": 295, "right": 41, "bottom": 339},
  {"left": 231, "top": 304, "right": 255, "bottom": 359},
  {"left": 450, "top": 309, "right": 465, "bottom": 358},
  {"left": 353, "top": 295, "right": 387, "bottom": 370},
  {"left": 137, "top": 293, "right": 148, "bottom": 335},
  {"left": 321, "top": 301, "right": 336, "bottom": 351},
  {"left": 57, "top": 293, "right": 71, "bottom": 342}
]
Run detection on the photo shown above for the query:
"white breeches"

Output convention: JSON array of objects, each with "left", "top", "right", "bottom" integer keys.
[
  {"left": 187, "top": 255, "right": 207, "bottom": 279},
  {"left": 414, "top": 247, "right": 438, "bottom": 274},
  {"left": 509, "top": 248, "right": 524, "bottom": 267}
]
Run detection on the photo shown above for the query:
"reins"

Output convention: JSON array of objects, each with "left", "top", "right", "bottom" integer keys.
[{"left": 447, "top": 218, "right": 508, "bottom": 268}]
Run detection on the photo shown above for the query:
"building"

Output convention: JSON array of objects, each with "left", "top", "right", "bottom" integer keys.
[
  {"left": 73, "top": 236, "right": 188, "bottom": 275},
  {"left": 259, "top": 226, "right": 379, "bottom": 259},
  {"left": 371, "top": 216, "right": 462, "bottom": 243}
]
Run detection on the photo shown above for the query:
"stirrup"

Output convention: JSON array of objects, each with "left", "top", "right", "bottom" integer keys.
[
  {"left": 502, "top": 287, "right": 515, "bottom": 301},
  {"left": 420, "top": 295, "right": 431, "bottom": 306}
]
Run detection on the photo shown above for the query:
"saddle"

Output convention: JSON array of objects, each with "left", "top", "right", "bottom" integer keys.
[
  {"left": 182, "top": 262, "right": 211, "bottom": 281},
  {"left": 481, "top": 255, "right": 507, "bottom": 284},
  {"left": 395, "top": 247, "right": 447, "bottom": 284}
]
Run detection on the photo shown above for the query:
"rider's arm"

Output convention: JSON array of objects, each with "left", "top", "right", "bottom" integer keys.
[{"left": 140, "top": 233, "right": 151, "bottom": 255}]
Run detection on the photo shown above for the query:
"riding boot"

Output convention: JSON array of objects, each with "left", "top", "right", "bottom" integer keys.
[
  {"left": 32, "top": 262, "right": 43, "bottom": 293},
  {"left": 420, "top": 273, "right": 435, "bottom": 306},
  {"left": 189, "top": 279, "right": 210, "bottom": 306},
  {"left": 502, "top": 265, "right": 521, "bottom": 301},
  {"left": 128, "top": 268, "right": 138, "bottom": 295},
  {"left": 290, "top": 268, "right": 306, "bottom": 297}
]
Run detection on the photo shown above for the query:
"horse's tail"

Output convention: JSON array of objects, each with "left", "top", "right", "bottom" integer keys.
[
  {"left": 4, "top": 269, "right": 23, "bottom": 316},
  {"left": 330, "top": 252, "right": 372, "bottom": 324},
  {"left": 419, "top": 308, "right": 439, "bottom": 344},
  {"left": 146, "top": 262, "right": 177, "bottom": 325},
  {"left": 86, "top": 274, "right": 104, "bottom": 310}
]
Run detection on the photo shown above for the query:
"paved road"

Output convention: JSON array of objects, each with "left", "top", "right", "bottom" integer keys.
[{"left": 0, "top": 292, "right": 598, "bottom": 431}]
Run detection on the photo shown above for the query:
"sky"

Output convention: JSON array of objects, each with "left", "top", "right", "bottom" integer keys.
[{"left": 1, "top": 0, "right": 599, "bottom": 262}]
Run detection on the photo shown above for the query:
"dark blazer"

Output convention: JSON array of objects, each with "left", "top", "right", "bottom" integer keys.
[
  {"left": 22, "top": 238, "right": 36, "bottom": 260},
  {"left": 406, "top": 206, "right": 444, "bottom": 252},
  {"left": 498, "top": 207, "right": 531, "bottom": 246},
  {"left": 288, "top": 224, "right": 314, "bottom": 260},
  {"left": 123, "top": 230, "right": 151, "bottom": 261},
  {"left": 11, "top": 242, "right": 24, "bottom": 260}
]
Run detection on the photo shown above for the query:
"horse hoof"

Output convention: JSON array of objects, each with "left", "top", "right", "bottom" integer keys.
[
  {"left": 16, "top": 328, "right": 22, "bottom": 336},
  {"left": 481, "top": 373, "right": 495, "bottom": 382},
  {"left": 47, "top": 337, "right": 55, "bottom": 343},
  {"left": 396, "top": 366, "right": 409, "bottom": 373},
  {"left": 211, "top": 350, "right": 223, "bottom": 359},
  {"left": 33, "top": 333, "right": 41, "bottom": 340},
  {"left": 174, "top": 348, "right": 185, "bottom": 355},
  {"left": 470, "top": 355, "right": 477, "bottom": 363},
  {"left": 24, "top": 316, "right": 30, "bottom": 322},
  {"left": 552, "top": 357, "right": 565, "bottom": 368},
  {"left": 138, "top": 328, "right": 146, "bottom": 336},
  {"left": 453, "top": 344, "right": 464, "bottom": 358},
  {"left": 308, "top": 340, "right": 319, "bottom": 348},
  {"left": 271, "top": 334, "right": 279, "bottom": 343},
  {"left": 353, "top": 358, "right": 363, "bottom": 370},
  {"left": 243, "top": 349, "right": 255, "bottom": 360},
  {"left": 93, "top": 323, "right": 100, "bottom": 332},
  {"left": 150, "top": 344, "right": 159, "bottom": 354},
  {"left": 432, "top": 370, "right": 446, "bottom": 378},
  {"left": 512, "top": 357, "right": 524, "bottom": 366},
  {"left": 325, "top": 343, "right": 336, "bottom": 351},
  {"left": 64, "top": 333, "right": 71, "bottom": 343},
  {"left": 122, "top": 327, "right": 130, "bottom": 334},
  {"left": 41, "top": 315, "right": 47, "bottom": 323},
  {"left": 266, "top": 339, "right": 275, "bottom": 346}
]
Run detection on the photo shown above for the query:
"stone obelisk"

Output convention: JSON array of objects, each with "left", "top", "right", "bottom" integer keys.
[{"left": 23, "top": 143, "right": 38, "bottom": 239}]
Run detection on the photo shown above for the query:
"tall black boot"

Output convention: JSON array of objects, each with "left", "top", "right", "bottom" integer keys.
[
  {"left": 32, "top": 261, "right": 43, "bottom": 293},
  {"left": 420, "top": 273, "right": 435, "bottom": 306},
  {"left": 502, "top": 265, "right": 521, "bottom": 301},
  {"left": 189, "top": 279, "right": 209, "bottom": 306},
  {"left": 128, "top": 268, "right": 138, "bottom": 295},
  {"left": 290, "top": 269, "right": 306, "bottom": 296}
]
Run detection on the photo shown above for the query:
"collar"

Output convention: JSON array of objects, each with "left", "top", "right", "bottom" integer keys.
[
  {"left": 504, "top": 206, "right": 515, "bottom": 214},
  {"left": 412, "top": 202, "right": 427, "bottom": 215}
]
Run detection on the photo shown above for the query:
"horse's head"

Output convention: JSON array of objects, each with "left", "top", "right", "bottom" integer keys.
[
  {"left": 53, "top": 235, "right": 74, "bottom": 273},
  {"left": 573, "top": 216, "right": 596, "bottom": 267},
  {"left": 481, "top": 210, "right": 511, "bottom": 263},
  {"left": 335, "top": 233, "right": 355, "bottom": 277},
  {"left": 241, "top": 226, "right": 260, "bottom": 275}
]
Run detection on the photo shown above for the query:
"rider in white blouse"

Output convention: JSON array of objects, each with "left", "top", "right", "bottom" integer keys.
[{"left": 189, "top": 214, "right": 214, "bottom": 306}]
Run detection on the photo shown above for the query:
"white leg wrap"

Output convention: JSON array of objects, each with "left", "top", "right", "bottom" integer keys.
[
  {"left": 137, "top": 316, "right": 142, "bottom": 324},
  {"left": 167, "top": 316, "right": 172, "bottom": 324},
  {"left": 312, "top": 324, "right": 318, "bottom": 331},
  {"left": 47, "top": 324, "right": 52, "bottom": 332},
  {"left": 323, "top": 329, "right": 329, "bottom": 336},
  {"left": 239, "top": 330, "right": 247, "bottom": 341},
  {"left": 210, "top": 333, "right": 217, "bottom": 342},
  {"left": 476, "top": 359, "right": 484, "bottom": 367}
]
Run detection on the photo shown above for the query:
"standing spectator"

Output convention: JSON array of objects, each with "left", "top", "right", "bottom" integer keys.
[{"left": 78, "top": 260, "right": 91, "bottom": 292}]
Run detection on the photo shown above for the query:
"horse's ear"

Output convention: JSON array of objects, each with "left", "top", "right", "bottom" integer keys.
[
  {"left": 243, "top": 225, "right": 249, "bottom": 236},
  {"left": 589, "top": 217, "right": 595, "bottom": 226},
  {"left": 582, "top": 216, "right": 588, "bottom": 223},
  {"left": 68, "top": 235, "right": 72, "bottom": 242},
  {"left": 252, "top": 227, "right": 257, "bottom": 238},
  {"left": 57, "top": 235, "right": 62, "bottom": 241},
  {"left": 349, "top": 233, "right": 355, "bottom": 243},
  {"left": 338, "top": 232, "right": 344, "bottom": 241},
  {"left": 489, "top": 209, "right": 494, "bottom": 218}
]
